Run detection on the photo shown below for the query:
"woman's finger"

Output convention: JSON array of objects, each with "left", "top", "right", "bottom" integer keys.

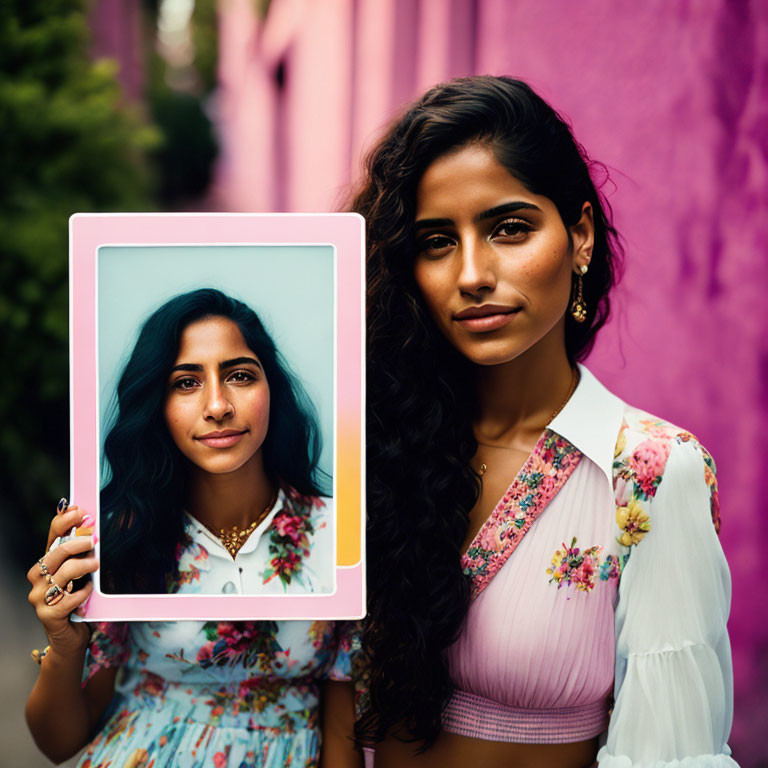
[
  {"left": 45, "top": 551, "right": 99, "bottom": 588},
  {"left": 28, "top": 535, "right": 94, "bottom": 584},
  {"left": 36, "top": 582, "right": 95, "bottom": 642},
  {"left": 46, "top": 506, "right": 82, "bottom": 549},
  {"left": 33, "top": 578, "right": 94, "bottom": 621},
  {"left": 46, "top": 508, "right": 93, "bottom": 550},
  {"left": 42, "top": 536, "right": 95, "bottom": 574}
]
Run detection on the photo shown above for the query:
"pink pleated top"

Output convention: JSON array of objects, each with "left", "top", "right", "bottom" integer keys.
[
  {"left": 442, "top": 366, "right": 627, "bottom": 744},
  {"left": 363, "top": 365, "right": 734, "bottom": 766}
]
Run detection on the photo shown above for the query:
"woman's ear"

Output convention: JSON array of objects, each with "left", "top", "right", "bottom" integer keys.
[{"left": 569, "top": 202, "right": 594, "bottom": 273}]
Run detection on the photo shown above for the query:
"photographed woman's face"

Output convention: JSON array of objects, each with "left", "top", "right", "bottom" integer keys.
[
  {"left": 413, "top": 142, "right": 593, "bottom": 366},
  {"left": 164, "top": 316, "right": 270, "bottom": 475}
]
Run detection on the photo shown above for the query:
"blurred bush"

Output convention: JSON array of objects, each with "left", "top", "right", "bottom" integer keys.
[
  {"left": 145, "top": 0, "right": 218, "bottom": 206},
  {"left": 147, "top": 79, "right": 218, "bottom": 204},
  {"left": 0, "top": 0, "right": 158, "bottom": 568}
]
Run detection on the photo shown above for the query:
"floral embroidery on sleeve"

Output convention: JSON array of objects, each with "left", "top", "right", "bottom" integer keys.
[
  {"left": 82, "top": 622, "right": 130, "bottom": 685},
  {"left": 698, "top": 444, "right": 721, "bottom": 534},
  {"left": 612, "top": 410, "right": 720, "bottom": 559},
  {"left": 262, "top": 492, "right": 323, "bottom": 588},
  {"left": 546, "top": 536, "right": 621, "bottom": 595},
  {"left": 613, "top": 419, "right": 673, "bottom": 550},
  {"left": 615, "top": 498, "right": 652, "bottom": 547}
]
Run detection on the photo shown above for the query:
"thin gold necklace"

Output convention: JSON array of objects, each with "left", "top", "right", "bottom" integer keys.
[
  {"left": 476, "top": 368, "right": 579, "bottom": 477},
  {"left": 202, "top": 490, "right": 279, "bottom": 559}
]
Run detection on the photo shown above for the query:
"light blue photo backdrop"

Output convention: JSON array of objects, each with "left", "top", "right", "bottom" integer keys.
[{"left": 98, "top": 245, "right": 334, "bottom": 484}]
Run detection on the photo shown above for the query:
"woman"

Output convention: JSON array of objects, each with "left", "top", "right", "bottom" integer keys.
[
  {"left": 354, "top": 76, "right": 736, "bottom": 767},
  {"left": 26, "top": 289, "right": 361, "bottom": 768}
]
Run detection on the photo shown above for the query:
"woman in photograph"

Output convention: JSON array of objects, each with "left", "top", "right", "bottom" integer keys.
[
  {"left": 354, "top": 76, "right": 736, "bottom": 767},
  {"left": 25, "top": 288, "right": 359, "bottom": 768}
]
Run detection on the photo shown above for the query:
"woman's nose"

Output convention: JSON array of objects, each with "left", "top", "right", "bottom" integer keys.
[
  {"left": 457, "top": 238, "right": 496, "bottom": 295},
  {"left": 203, "top": 380, "right": 234, "bottom": 421}
]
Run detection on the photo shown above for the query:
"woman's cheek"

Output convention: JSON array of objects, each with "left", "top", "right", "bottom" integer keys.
[
  {"left": 164, "top": 397, "right": 193, "bottom": 438},
  {"left": 246, "top": 387, "right": 271, "bottom": 432},
  {"left": 414, "top": 267, "right": 451, "bottom": 325}
]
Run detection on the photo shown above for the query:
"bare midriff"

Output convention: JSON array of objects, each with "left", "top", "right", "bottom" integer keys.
[{"left": 373, "top": 730, "right": 599, "bottom": 768}]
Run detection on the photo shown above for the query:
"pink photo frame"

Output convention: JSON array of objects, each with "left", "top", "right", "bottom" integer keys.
[{"left": 70, "top": 213, "right": 365, "bottom": 620}]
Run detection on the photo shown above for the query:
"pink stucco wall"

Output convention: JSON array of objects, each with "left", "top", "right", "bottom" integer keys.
[{"left": 214, "top": 1, "right": 767, "bottom": 763}]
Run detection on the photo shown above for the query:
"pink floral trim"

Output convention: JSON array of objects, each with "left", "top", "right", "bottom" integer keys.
[{"left": 463, "top": 430, "right": 582, "bottom": 599}]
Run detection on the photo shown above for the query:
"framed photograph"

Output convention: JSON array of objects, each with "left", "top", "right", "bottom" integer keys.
[{"left": 69, "top": 213, "right": 364, "bottom": 620}]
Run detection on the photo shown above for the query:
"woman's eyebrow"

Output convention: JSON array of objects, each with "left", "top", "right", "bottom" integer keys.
[
  {"left": 219, "top": 356, "right": 262, "bottom": 370},
  {"left": 170, "top": 363, "right": 203, "bottom": 373},
  {"left": 414, "top": 201, "right": 542, "bottom": 230},
  {"left": 169, "top": 357, "right": 262, "bottom": 374},
  {"left": 475, "top": 201, "right": 541, "bottom": 221},
  {"left": 414, "top": 216, "right": 453, "bottom": 231}
]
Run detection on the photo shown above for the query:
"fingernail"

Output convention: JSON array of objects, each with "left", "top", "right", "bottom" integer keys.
[
  {"left": 57, "top": 498, "right": 68, "bottom": 514},
  {"left": 82, "top": 514, "right": 95, "bottom": 527},
  {"left": 92, "top": 530, "right": 99, "bottom": 545}
]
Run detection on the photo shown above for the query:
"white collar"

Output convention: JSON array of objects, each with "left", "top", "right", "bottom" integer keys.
[{"left": 547, "top": 364, "right": 626, "bottom": 485}]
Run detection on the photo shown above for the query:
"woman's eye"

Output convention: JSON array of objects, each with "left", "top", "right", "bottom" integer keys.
[
  {"left": 173, "top": 377, "right": 199, "bottom": 391},
  {"left": 493, "top": 219, "right": 532, "bottom": 240},
  {"left": 419, "top": 234, "right": 455, "bottom": 256},
  {"left": 227, "top": 370, "right": 256, "bottom": 384}
]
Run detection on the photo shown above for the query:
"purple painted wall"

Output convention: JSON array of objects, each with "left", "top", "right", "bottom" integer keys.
[{"left": 216, "top": 0, "right": 767, "bottom": 763}]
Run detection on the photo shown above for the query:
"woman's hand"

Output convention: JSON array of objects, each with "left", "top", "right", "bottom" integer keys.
[
  {"left": 27, "top": 502, "right": 98, "bottom": 654},
  {"left": 25, "top": 500, "right": 111, "bottom": 764}
]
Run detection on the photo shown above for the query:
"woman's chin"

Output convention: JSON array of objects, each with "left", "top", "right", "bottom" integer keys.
[{"left": 453, "top": 340, "right": 533, "bottom": 368}]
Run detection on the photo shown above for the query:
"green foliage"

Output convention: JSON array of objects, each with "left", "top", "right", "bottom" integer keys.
[
  {"left": 148, "top": 84, "right": 218, "bottom": 203},
  {"left": 0, "top": 0, "right": 158, "bottom": 563},
  {"left": 191, "top": 0, "right": 218, "bottom": 94},
  {"left": 142, "top": 0, "right": 218, "bottom": 205}
]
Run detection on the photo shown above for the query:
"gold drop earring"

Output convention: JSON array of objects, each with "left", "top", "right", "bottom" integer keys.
[{"left": 570, "top": 264, "right": 588, "bottom": 323}]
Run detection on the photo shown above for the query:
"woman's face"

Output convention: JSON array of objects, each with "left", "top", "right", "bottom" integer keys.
[
  {"left": 164, "top": 316, "right": 270, "bottom": 475},
  {"left": 413, "top": 143, "right": 593, "bottom": 366}
]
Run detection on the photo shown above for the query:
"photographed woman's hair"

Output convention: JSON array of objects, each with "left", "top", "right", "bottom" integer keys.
[
  {"left": 352, "top": 75, "right": 624, "bottom": 747},
  {"left": 100, "top": 288, "right": 327, "bottom": 593}
]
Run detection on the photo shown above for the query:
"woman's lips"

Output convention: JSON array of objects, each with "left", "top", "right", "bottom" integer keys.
[
  {"left": 454, "top": 307, "right": 521, "bottom": 332},
  {"left": 195, "top": 430, "right": 247, "bottom": 448}
]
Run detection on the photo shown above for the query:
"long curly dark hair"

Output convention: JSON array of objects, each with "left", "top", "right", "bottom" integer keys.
[
  {"left": 99, "top": 288, "right": 328, "bottom": 593},
  {"left": 351, "top": 76, "right": 623, "bottom": 747}
]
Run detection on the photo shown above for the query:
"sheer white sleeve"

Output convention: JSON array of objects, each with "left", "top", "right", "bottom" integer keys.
[{"left": 597, "top": 439, "right": 738, "bottom": 767}]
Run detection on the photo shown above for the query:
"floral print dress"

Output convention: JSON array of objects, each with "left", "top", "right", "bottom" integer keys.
[{"left": 76, "top": 491, "right": 354, "bottom": 768}]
